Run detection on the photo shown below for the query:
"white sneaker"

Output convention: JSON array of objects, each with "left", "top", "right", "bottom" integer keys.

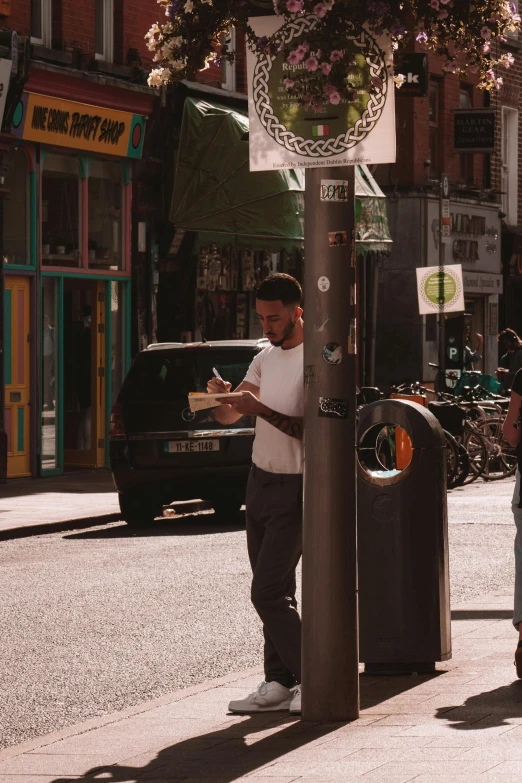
[
  {"left": 228, "top": 681, "right": 292, "bottom": 714},
  {"left": 289, "top": 685, "right": 301, "bottom": 715}
]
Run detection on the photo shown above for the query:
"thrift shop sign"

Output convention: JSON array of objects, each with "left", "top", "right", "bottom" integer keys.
[
  {"left": 11, "top": 92, "right": 146, "bottom": 158},
  {"left": 247, "top": 15, "right": 396, "bottom": 171}
]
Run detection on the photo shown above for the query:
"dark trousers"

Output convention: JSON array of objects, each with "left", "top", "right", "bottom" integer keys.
[{"left": 245, "top": 464, "right": 303, "bottom": 688}]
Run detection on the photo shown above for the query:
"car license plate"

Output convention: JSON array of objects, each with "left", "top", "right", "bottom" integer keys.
[{"left": 166, "top": 439, "right": 220, "bottom": 454}]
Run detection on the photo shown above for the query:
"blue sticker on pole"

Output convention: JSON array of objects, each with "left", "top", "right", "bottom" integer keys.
[
  {"left": 322, "top": 343, "right": 343, "bottom": 365},
  {"left": 318, "top": 397, "right": 349, "bottom": 419}
]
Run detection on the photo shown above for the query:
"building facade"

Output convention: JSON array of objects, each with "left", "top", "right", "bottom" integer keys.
[{"left": 1, "top": 0, "right": 158, "bottom": 478}]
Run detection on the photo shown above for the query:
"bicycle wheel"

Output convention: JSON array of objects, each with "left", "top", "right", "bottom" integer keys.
[
  {"left": 474, "top": 416, "right": 517, "bottom": 481},
  {"left": 444, "top": 430, "right": 461, "bottom": 489},
  {"left": 461, "top": 426, "right": 488, "bottom": 482}
]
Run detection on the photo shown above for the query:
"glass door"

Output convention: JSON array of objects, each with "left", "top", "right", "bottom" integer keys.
[
  {"left": 63, "top": 279, "right": 107, "bottom": 467},
  {"left": 41, "top": 278, "right": 60, "bottom": 472}
]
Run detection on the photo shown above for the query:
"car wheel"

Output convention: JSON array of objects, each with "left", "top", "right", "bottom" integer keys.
[
  {"left": 119, "top": 492, "right": 161, "bottom": 526},
  {"left": 210, "top": 492, "right": 245, "bottom": 523}
]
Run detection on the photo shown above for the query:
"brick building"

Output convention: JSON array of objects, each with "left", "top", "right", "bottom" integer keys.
[
  {"left": 0, "top": 0, "right": 158, "bottom": 479},
  {"left": 372, "top": 39, "right": 520, "bottom": 389}
]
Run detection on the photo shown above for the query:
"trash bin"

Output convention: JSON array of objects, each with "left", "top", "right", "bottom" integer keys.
[{"left": 357, "top": 399, "right": 452, "bottom": 674}]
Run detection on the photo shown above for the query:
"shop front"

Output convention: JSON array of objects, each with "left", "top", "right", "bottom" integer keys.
[
  {"left": 4, "top": 88, "right": 147, "bottom": 477},
  {"left": 163, "top": 97, "right": 304, "bottom": 342},
  {"left": 424, "top": 198, "right": 502, "bottom": 377}
]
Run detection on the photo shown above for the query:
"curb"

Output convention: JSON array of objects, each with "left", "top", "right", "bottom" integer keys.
[
  {"left": 0, "top": 512, "right": 122, "bottom": 541},
  {"left": 0, "top": 665, "right": 264, "bottom": 761}
]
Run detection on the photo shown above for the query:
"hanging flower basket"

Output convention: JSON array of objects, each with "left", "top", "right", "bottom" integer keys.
[{"left": 146, "top": 0, "right": 520, "bottom": 104}]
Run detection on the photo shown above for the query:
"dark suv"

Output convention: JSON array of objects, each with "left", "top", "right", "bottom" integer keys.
[{"left": 110, "top": 339, "right": 267, "bottom": 525}]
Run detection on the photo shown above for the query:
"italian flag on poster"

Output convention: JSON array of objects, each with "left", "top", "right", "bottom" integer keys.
[{"left": 312, "top": 125, "right": 330, "bottom": 137}]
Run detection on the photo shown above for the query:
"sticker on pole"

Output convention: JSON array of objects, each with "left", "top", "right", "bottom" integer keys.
[
  {"left": 416, "top": 264, "right": 465, "bottom": 315},
  {"left": 321, "top": 180, "right": 349, "bottom": 202},
  {"left": 318, "top": 276, "right": 330, "bottom": 292},
  {"left": 322, "top": 343, "right": 342, "bottom": 365},
  {"left": 328, "top": 231, "right": 348, "bottom": 247},
  {"left": 318, "top": 397, "right": 349, "bottom": 419}
]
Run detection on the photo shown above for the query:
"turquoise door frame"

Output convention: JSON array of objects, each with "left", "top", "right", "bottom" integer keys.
[{"left": 39, "top": 273, "right": 131, "bottom": 475}]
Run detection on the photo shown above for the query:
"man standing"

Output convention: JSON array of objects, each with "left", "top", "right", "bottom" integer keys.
[
  {"left": 207, "top": 273, "right": 303, "bottom": 715},
  {"left": 497, "top": 329, "right": 522, "bottom": 391}
]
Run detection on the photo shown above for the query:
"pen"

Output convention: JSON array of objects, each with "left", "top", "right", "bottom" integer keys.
[{"left": 212, "top": 367, "right": 224, "bottom": 381}]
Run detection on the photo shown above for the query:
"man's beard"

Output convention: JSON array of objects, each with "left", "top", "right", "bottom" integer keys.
[{"left": 269, "top": 318, "right": 296, "bottom": 347}]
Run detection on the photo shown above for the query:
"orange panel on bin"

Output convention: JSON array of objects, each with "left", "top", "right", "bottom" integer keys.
[{"left": 389, "top": 395, "right": 427, "bottom": 469}]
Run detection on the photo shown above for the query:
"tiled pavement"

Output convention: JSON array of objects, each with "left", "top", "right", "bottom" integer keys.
[
  {"left": 1, "top": 591, "right": 521, "bottom": 782},
  {"left": 0, "top": 470, "right": 121, "bottom": 537}
]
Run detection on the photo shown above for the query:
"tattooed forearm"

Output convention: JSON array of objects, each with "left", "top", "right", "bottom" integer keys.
[{"left": 259, "top": 408, "right": 303, "bottom": 440}]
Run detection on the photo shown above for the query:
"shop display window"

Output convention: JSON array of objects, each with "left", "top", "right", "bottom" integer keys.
[
  {"left": 3, "top": 148, "right": 30, "bottom": 265},
  {"left": 42, "top": 154, "right": 81, "bottom": 267},
  {"left": 88, "top": 160, "right": 123, "bottom": 271}
]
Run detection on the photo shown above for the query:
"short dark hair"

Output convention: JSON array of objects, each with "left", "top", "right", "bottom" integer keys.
[
  {"left": 256, "top": 273, "right": 302, "bottom": 307},
  {"left": 498, "top": 328, "right": 519, "bottom": 344}
]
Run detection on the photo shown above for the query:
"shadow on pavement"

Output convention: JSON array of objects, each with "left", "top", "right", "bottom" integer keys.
[
  {"left": 1, "top": 469, "right": 115, "bottom": 498},
  {"left": 48, "top": 713, "right": 341, "bottom": 783},
  {"left": 451, "top": 610, "right": 513, "bottom": 620},
  {"left": 435, "top": 677, "right": 522, "bottom": 729},
  {"left": 64, "top": 512, "right": 246, "bottom": 539}
]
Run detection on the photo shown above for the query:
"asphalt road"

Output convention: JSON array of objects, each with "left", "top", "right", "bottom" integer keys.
[{"left": 0, "top": 477, "right": 518, "bottom": 750}]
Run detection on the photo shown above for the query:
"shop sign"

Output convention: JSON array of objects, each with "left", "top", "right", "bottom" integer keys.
[
  {"left": 463, "top": 271, "right": 503, "bottom": 295},
  {"left": 246, "top": 16, "right": 396, "bottom": 171},
  {"left": 11, "top": 92, "right": 146, "bottom": 159},
  {"left": 427, "top": 199, "right": 500, "bottom": 274},
  {"left": 453, "top": 109, "right": 495, "bottom": 153},
  {"left": 416, "top": 263, "right": 465, "bottom": 315},
  {"left": 393, "top": 53, "right": 428, "bottom": 98}
]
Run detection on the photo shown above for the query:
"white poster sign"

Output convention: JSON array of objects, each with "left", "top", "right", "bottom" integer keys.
[
  {"left": 416, "top": 264, "right": 465, "bottom": 315},
  {"left": 247, "top": 16, "right": 396, "bottom": 172},
  {"left": 427, "top": 199, "right": 501, "bottom": 274}
]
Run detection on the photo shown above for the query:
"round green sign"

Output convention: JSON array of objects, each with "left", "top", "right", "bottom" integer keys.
[
  {"left": 252, "top": 16, "right": 388, "bottom": 158},
  {"left": 424, "top": 271, "right": 457, "bottom": 306}
]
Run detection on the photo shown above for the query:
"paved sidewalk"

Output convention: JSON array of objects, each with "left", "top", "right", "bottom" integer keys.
[
  {"left": 1, "top": 591, "right": 521, "bottom": 782},
  {"left": 0, "top": 470, "right": 121, "bottom": 538}
]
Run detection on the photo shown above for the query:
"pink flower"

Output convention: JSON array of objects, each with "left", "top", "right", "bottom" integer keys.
[
  {"left": 323, "top": 83, "right": 337, "bottom": 95},
  {"left": 305, "top": 56, "right": 319, "bottom": 71},
  {"left": 283, "top": 78, "right": 295, "bottom": 88},
  {"left": 429, "top": 0, "right": 439, "bottom": 8},
  {"left": 328, "top": 90, "right": 341, "bottom": 105},
  {"left": 482, "top": 42, "right": 491, "bottom": 54},
  {"left": 438, "top": 9, "right": 448, "bottom": 19},
  {"left": 495, "top": 77, "right": 503, "bottom": 90},
  {"left": 287, "top": 49, "right": 304, "bottom": 64},
  {"left": 320, "top": 62, "right": 332, "bottom": 76},
  {"left": 486, "top": 68, "right": 495, "bottom": 81},
  {"left": 416, "top": 31, "right": 428, "bottom": 43},
  {"left": 439, "top": 0, "right": 450, "bottom": 3},
  {"left": 313, "top": 2, "right": 327, "bottom": 16},
  {"left": 330, "top": 49, "right": 343, "bottom": 62},
  {"left": 296, "top": 42, "right": 309, "bottom": 55},
  {"left": 480, "top": 25, "right": 492, "bottom": 40},
  {"left": 312, "top": 102, "right": 324, "bottom": 112},
  {"left": 504, "top": 53, "right": 515, "bottom": 68},
  {"left": 286, "top": 0, "right": 304, "bottom": 11}
]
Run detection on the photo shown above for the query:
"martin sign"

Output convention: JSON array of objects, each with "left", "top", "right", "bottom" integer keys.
[
  {"left": 394, "top": 53, "right": 428, "bottom": 98},
  {"left": 454, "top": 109, "right": 495, "bottom": 153}
]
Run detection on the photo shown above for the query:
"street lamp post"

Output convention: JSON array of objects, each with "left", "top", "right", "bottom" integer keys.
[{"left": 302, "top": 165, "right": 359, "bottom": 722}]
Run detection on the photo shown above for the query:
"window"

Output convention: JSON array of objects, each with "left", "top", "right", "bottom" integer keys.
[
  {"left": 221, "top": 28, "right": 236, "bottom": 91},
  {"left": 88, "top": 160, "right": 123, "bottom": 270},
  {"left": 459, "top": 85, "right": 474, "bottom": 185},
  {"left": 3, "top": 148, "right": 30, "bottom": 265},
  {"left": 428, "top": 80, "right": 441, "bottom": 178},
  {"left": 95, "top": 0, "right": 114, "bottom": 62},
  {"left": 42, "top": 154, "right": 81, "bottom": 267},
  {"left": 502, "top": 106, "right": 518, "bottom": 226},
  {"left": 31, "top": 0, "right": 52, "bottom": 46}
]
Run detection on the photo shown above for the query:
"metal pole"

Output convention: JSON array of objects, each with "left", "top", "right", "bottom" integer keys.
[
  {"left": 302, "top": 165, "right": 359, "bottom": 722},
  {"left": 438, "top": 174, "right": 448, "bottom": 381},
  {"left": 0, "top": 255, "right": 6, "bottom": 483}
]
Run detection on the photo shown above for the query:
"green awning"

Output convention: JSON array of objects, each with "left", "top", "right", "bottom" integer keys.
[
  {"left": 170, "top": 98, "right": 304, "bottom": 252},
  {"left": 355, "top": 164, "right": 393, "bottom": 257}
]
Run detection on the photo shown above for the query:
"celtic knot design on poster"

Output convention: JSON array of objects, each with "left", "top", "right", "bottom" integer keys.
[{"left": 251, "top": 16, "right": 388, "bottom": 159}]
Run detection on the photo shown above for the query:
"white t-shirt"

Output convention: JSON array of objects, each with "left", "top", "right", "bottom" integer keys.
[{"left": 243, "top": 342, "right": 303, "bottom": 474}]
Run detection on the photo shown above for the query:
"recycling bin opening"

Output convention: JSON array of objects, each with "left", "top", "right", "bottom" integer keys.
[{"left": 358, "top": 422, "right": 414, "bottom": 479}]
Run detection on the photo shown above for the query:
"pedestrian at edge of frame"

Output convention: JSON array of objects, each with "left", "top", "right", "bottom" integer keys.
[
  {"left": 503, "top": 368, "right": 522, "bottom": 677},
  {"left": 207, "top": 273, "right": 304, "bottom": 716}
]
